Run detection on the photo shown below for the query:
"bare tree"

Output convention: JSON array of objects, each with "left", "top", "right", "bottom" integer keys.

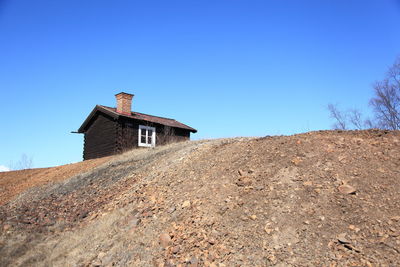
[
  {"left": 364, "top": 118, "right": 375, "bottom": 129},
  {"left": 348, "top": 109, "right": 364, "bottom": 130},
  {"left": 370, "top": 57, "right": 400, "bottom": 130},
  {"left": 328, "top": 104, "right": 347, "bottom": 130},
  {"left": 9, "top": 154, "right": 33, "bottom": 170},
  {"left": 328, "top": 104, "right": 373, "bottom": 130},
  {"left": 328, "top": 56, "right": 400, "bottom": 130}
]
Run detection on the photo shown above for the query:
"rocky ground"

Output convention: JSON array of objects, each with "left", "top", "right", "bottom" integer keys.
[{"left": 0, "top": 130, "right": 399, "bottom": 267}]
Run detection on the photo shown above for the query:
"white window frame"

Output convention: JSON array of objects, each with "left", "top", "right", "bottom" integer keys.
[{"left": 138, "top": 125, "right": 156, "bottom": 147}]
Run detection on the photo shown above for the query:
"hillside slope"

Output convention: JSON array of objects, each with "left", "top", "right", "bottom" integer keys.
[
  {"left": 0, "top": 157, "right": 111, "bottom": 205},
  {"left": 0, "top": 130, "right": 399, "bottom": 266}
]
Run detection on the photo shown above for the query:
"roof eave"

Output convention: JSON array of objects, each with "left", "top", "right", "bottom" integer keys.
[{"left": 76, "top": 105, "right": 119, "bottom": 133}]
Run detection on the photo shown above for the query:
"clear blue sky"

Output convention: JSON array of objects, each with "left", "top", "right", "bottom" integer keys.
[{"left": 0, "top": 0, "right": 399, "bottom": 169}]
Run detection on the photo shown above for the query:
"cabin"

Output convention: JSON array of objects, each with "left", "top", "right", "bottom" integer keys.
[{"left": 76, "top": 92, "right": 197, "bottom": 160}]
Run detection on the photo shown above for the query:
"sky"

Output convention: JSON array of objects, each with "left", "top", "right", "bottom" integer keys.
[{"left": 0, "top": 0, "right": 399, "bottom": 169}]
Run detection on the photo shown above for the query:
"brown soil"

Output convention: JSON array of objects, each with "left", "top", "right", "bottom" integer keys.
[
  {"left": 0, "top": 130, "right": 399, "bottom": 267},
  {"left": 0, "top": 157, "right": 111, "bottom": 205}
]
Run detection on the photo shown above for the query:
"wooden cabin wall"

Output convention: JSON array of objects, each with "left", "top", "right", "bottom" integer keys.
[
  {"left": 156, "top": 126, "right": 190, "bottom": 145},
  {"left": 116, "top": 118, "right": 140, "bottom": 152},
  {"left": 83, "top": 113, "right": 117, "bottom": 160},
  {"left": 116, "top": 119, "right": 191, "bottom": 151}
]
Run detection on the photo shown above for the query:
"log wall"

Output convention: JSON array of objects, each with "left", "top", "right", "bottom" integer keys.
[
  {"left": 116, "top": 119, "right": 191, "bottom": 152},
  {"left": 83, "top": 113, "right": 117, "bottom": 160}
]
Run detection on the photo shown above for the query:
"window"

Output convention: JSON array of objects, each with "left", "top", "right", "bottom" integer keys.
[{"left": 138, "top": 125, "right": 156, "bottom": 147}]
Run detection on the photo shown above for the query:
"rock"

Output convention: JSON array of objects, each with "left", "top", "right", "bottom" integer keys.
[
  {"left": 391, "top": 216, "right": 400, "bottom": 221},
  {"left": 182, "top": 200, "right": 191, "bottom": 208},
  {"left": 130, "top": 217, "right": 141, "bottom": 227},
  {"left": 172, "top": 246, "right": 180, "bottom": 254},
  {"left": 255, "top": 185, "right": 264, "bottom": 191},
  {"left": 141, "top": 210, "right": 153, "bottom": 217},
  {"left": 377, "top": 167, "right": 385, "bottom": 173},
  {"left": 238, "top": 169, "right": 245, "bottom": 176},
  {"left": 189, "top": 257, "right": 198, "bottom": 267},
  {"left": 291, "top": 157, "right": 302, "bottom": 166},
  {"left": 264, "top": 226, "right": 273, "bottom": 234},
  {"left": 337, "top": 233, "right": 350, "bottom": 244},
  {"left": 348, "top": 225, "right": 360, "bottom": 232},
  {"left": 168, "top": 206, "right": 176, "bottom": 213},
  {"left": 88, "top": 213, "right": 98, "bottom": 220},
  {"left": 218, "top": 206, "right": 228, "bottom": 215},
  {"left": 338, "top": 184, "right": 356, "bottom": 194},
  {"left": 208, "top": 238, "right": 216, "bottom": 245},
  {"left": 98, "top": 252, "right": 106, "bottom": 259},
  {"left": 91, "top": 259, "right": 102, "bottom": 266},
  {"left": 159, "top": 233, "right": 172, "bottom": 248},
  {"left": 78, "top": 211, "right": 89, "bottom": 219},
  {"left": 236, "top": 177, "right": 252, "bottom": 187},
  {"left": 249, "top": 215, "right": 257, "bottom": 220}
]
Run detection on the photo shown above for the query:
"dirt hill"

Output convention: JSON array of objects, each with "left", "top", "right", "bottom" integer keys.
[
  {"left": 0, "top": 130, "right": 399, "bottom": 267},
  {"left": 0, "top": 157, "right": 111, "bottom": 205}
]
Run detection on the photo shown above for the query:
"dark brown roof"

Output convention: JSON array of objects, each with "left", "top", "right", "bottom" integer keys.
[{"left": 77, "top": 105, "right": 197, "bottom": 133}]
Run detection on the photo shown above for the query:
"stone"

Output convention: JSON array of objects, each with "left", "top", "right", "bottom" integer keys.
[
  {"left": 168, "top": 206, "right": 176, "bottom": 213},
  {"left": 91, "top": 260, "right": 102, "bottom": 267},
  {"left": 291, "top": 157, "right": 302, "bottom": 166},
  {"left": 189, "top": 257, "right": 198, "bottom": 267},
  {"left": 337, "top": 233, "right": 350, "bottom": 244},
  {"left": 391, "top": 216, "right": 400, "bottom": 221},
  {"left": 130, "top": 217, "right": 141, "bottom": 227},
  {"left": 264, "top": 227, "right": 273, "bottom": 234},
  {"left": 338, "top": 184, "right": 356, "bottom": 194},
  {"left": 208, "top": 238, "right": 216, "bottom": 245},
  {"left": 98, "top": 252, "right": 106, "bottom": 259},
  {"left": 236, "top": 177, "right": 252, "bottom": 187},
  {"left": 172, "top": 246, "right": 180, "bottom": 254},
  {"left": 160, "top": 233, "right": 172, "bottom": 248},
  {"left": 182, "top": 200, "right": 191, "bottom": 208}
]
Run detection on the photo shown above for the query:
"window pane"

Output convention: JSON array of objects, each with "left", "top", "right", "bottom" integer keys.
[
  {"left": 141, "top": 135, "right": 146, "bottom": 143},
  {"left": 147, "top": 136, "right": 152, "bottom": 144}
]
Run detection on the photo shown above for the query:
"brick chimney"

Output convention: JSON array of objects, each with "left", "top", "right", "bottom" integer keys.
[{"left": 115, "top": 92, "right": 134, "bottom": 115}]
